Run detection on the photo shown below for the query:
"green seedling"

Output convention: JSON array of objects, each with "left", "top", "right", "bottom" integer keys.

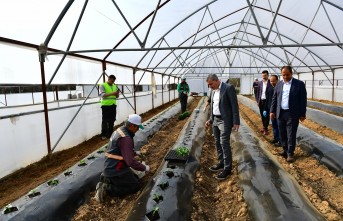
[
  {"left": 28, "top": 189, "right": 40, "bottom": 198},
  {"left": 152, "top": 194, "right": 163, "bottom": 203},
  {"left": 3, "top": 204, "right": 18, "bottom": 214},
  {"left": 78, "top": 159, "right": 87, "bottom": 166},
  {"left": 152, "top": 206, "right": 159, "bottom": 216},
  {"left": 64, "top": 170, "right": 72, "bottom": 176},
  {"left": 47, "top": 179, "right": 59, "bottom": 186},
  {"left": 158, "top": 181, "right": 169, "bottom": 190},
  {"left": 175, "top": 146, "right": 190, "bottom": 157}
]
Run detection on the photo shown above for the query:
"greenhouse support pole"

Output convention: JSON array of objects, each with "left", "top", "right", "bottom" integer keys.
[
  {"left": 162, "top": 75, "right": 164, "bottom": 104},
  {"left": 332, "top": 69, "right": 335, "bottom": 102},
  {"left": 151, "top": 75, "right": 154, "bottom": 110},
  {"left": 56, "top": 86, "right": 59, "bottom": 101},
  {"left": 4, "top": 89, "right": 7, "bottom": 106},
  {"left": 102, "top": 61, "right": 106, "bottom": 83},
  {"left": 312, "top": 71, "right": 314, "bottom": 99},
  {"left": 31, "top": 87, "right": 35, "bottom": 104},
  {"left": 133, "top": 69, "right": 137, "bottom": 113},
  {"left": 39, "top": 44, "right": 52, "bottom": 154}
]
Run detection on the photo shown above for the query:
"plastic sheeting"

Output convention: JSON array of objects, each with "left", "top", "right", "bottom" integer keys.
[
  {"left": 307, "top": 100, "right": 343, "bottom": 116},
  {"left": 231, "top": 119, "right": 325, "bottom": 221},
  {"left": 238, "top": 95, "right": 343, "bottom": 177},
  {"left": 125, "top": 98, "right": 207, "bottom": 221},
  {"left": 306, "top": 107, "right": 343, "bottom": 133},
  {"left": 0, "top": 100, "right": 185, "bottom": 221}
]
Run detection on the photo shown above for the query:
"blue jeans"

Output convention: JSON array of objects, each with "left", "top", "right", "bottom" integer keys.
[{"left": 212, "top": 117, "right": 232, "bottom": 171}]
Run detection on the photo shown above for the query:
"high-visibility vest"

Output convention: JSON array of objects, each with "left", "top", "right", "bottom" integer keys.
[{"left": 101, "top": 83, "right": 117, "bottom": 106}]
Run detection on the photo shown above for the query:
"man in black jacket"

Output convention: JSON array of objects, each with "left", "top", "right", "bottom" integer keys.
[
  {"left": 256, "top": 70, "right": 272, "bottom": 135},
  {"left": 265, "top": 75, "right": 280, "bottom": 145},
  {"left": 270, "top": 66, "right": 307, "bottom": 162}
]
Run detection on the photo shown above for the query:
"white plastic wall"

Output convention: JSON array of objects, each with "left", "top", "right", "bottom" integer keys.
[
  {"left": 240, "top": 75, "right": 254, "bottom": 95},
  {"left": 0, "top": 90, "right": 177, "bottom": 179}
]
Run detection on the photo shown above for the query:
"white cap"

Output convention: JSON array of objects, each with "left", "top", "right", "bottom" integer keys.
[
  {"left": 182, "top": 76, "right": 186, "bottom": 80},
  {"left": 128, "top": 114, "right": 144, "bottom": 129}
]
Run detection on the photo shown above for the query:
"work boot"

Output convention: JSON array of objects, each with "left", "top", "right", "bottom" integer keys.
[
  {"left": 95, "top": 182, "right": 106, "bottom": 203},
  {"left": 216, "top": 170, "right": 231, "bottom": 180},
  {"left": 209, "top": 163, "right": 224, "bottom": 172},
  {"left": 287, "top": 155, "right": 295, "bottom": 163},
  {"left": 278, "top": 151, "right": 287, "bottom": 159}
]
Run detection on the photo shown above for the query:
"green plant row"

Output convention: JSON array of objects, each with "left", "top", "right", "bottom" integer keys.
[{"left": 178, "top": 111, "right": 190, "bottom": 120}]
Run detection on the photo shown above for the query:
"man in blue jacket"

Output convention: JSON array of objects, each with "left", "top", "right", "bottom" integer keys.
[{"left": 270, "top": 66, "right": 307, "bottom": 162}]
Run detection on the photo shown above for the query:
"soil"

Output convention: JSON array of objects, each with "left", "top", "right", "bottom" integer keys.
[
  {"left": 239, "top": 102, "right": 343, "bottom": 221},
  {"left": 191, "top": 129, "right": 250, "bottom": 221},
  {"left": 71, "top": 97, "right": 201, "bottom": 221},
  {"left": 0, "top": 99, "right": 180, "bottom": 208}
]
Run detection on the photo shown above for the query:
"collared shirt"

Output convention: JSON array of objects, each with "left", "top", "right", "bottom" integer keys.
[
  {"left": 281, "top": 78, "right": 293, "bottom": 110},
  {"left": 212, "top": 82, "right": 222, "bottom": 116},
  {"left": 261, "top": 80, "right": 267, "bottom": 100}
]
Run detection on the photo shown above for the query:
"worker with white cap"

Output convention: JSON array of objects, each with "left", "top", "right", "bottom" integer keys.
[
  {"left": 95, "top": 114, "right": 149, "bottom": 203},
  {"left": 177, "top": 76, "right": 190, "bottom": 113}
]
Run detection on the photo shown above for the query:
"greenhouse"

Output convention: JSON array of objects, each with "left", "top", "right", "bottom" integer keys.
[{"left": 1, "top": 0, "right": 343, "bottom": 220}]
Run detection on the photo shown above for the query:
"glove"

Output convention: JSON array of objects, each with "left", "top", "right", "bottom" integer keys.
[
  {"left": 145, "top": 165, "right": 150, "bottom": 172},
  {"left": 263, "top": 111, "right": 267, "bottom": 117}
]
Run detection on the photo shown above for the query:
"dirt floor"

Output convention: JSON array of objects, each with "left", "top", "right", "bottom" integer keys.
[
  {"left": 191, "top": 130, "right": 250, "bottom": 221},
  {"left": 0, "top": 99, "right": 180, "bottom": 208},
  {"left": 239, "top": 101, "right": 343, "bottom": 221}
]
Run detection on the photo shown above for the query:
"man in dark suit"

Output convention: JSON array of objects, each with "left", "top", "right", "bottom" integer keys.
[
  {"left": 270, "top": 66, "right": 307, "bottom": 162},
  {"left": 205, "top": 74, "right": 240, "bottom": 180},
  {"left": 256, "top": 70, "right": 272, "bottom": 135},
  {"left": 252, "top": 78, "right": 259, "bottom": 101},
  {"left": 265, "top": 74, "right": 280, "bottom": 145}
]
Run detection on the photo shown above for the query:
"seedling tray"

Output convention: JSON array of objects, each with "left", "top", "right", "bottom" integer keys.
[{"left": 164, "top": 150, "right": 188, "bottom": 164}]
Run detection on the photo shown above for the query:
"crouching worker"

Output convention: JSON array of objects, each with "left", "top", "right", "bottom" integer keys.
[{"left": 95, "top": 114, "right": 150, "bottom": 203}]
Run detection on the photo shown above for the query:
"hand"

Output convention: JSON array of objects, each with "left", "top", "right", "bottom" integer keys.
[
  {"left": 145, "top": 165, "right": 150, "bottom": 172},
  {"left": 233, "top": 124, "right": 239, "bottom": 132},
  {"left": 299, "top": 116, "right": 306, "bottom": 122},
  {"left": 263, "top": 111, "right": 267, "bottom": 117},
  {"left": 205, "top": 120, "right": 211, "bottom": 128},
  {"left": 270, "top": 113, "right": 275, "bottom": 120}
]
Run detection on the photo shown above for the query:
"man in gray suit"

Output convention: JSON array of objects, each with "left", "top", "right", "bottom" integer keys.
[
  {"left": 270, "top": 66, "right": 307, "bottom": 162},
  {"left": 205, "top": 74, "right": 240, "bottom": 180}
]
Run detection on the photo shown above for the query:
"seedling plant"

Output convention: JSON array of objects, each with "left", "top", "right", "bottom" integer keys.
[
  {"left": 175, "top": 146, "right": 190, "bottom": 157},
  {"left": 47, "top": 179, "right": 59, "bottom": 186}
]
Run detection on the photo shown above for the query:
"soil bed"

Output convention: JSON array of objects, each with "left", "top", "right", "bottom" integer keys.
[
  {"left": 0, "top": 99, "right": 179, "bottom": 208},
  {"left": 72, "top": 97, "right": 201, "bottom": 221},
  {"left": 239, "top": 102, "right": 343, "bottom": 221}
]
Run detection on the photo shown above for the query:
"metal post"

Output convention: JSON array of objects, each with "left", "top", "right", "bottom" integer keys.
[
  {"left": 102, "top": 61, "right": 106, "bottom": 82},
  {"left": 56, "top": 86, "right": 59, "bottom": 101},
  {"left": 332, "top": 69, "right": 335, "bottom": 102},
  {"left": 151, "top": 73, "right": 154, "bottom": 109},
  {"left": 133, "top": 69, "right": 137, "bottom": 113},
  {"left": 4, "top": 88, "right": 7, "bottom": 106},
  {"left": 32, "top": 86, "right": 35, "bottom": 104},
  {"left": 39, "top": 44, "right": 52, "bottom": 154},
  {"left": 312, "top": 71, "right": 314, "bottom": 99},
  {"left": 162, "top": 75, "right": 164, "bottom": 104}
]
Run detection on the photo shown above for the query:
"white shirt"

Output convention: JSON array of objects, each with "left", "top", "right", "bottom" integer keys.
[
  {"left": 281, "top": 78, "right": 293, "bottom": 110},
  {"left": 212, "top": 82, "right": 222, "bottom": 115},
  {"left": 261, "top": 81, "right": 267, "bottom": 100}
]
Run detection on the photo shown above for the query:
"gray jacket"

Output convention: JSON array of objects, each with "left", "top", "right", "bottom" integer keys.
[{"left": 209, "top": 82, "right": 240, "bottom": 127}]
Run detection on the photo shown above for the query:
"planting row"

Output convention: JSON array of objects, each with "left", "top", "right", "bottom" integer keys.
[
  {"left": 231, "top": 119, "right": 325, "bottom": 221},
  {"left": 125, "top": 98, "right": 207, "bottom": 221},
  {"left": 238, "top": 95, "right": 343, "bottom": 177},
  {"left": 307, "top": 100, "right": 343, "bottom": 116},
  {"left": 0, "top": 99, "right": 191, "bottom": 221}
]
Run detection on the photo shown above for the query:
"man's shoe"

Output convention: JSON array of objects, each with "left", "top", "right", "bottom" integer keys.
[
  {"left": 275, "top": 141, "right": 281, "bottom": 147},
  {"left": 216, "top": 170, "right": 231, "bottom": 180},
  {"left": 260, "top": 128, "right": 264, "bottom": 132},
  {"left": 278, "top": 151, "right": 287, "bottom": 159},
  {"left": 101, "top": 136, "right": 107, "bottom": 141},
  {"left": 95, "top": 182, "right": 105, "bottom": 203},
  {"left": 263, "top": 129, "right": 269, "bottom": 135},
  {"left": 209, "top": 163, "right": 224, "bottom": 172},
  {"left": 287, "top": 155, "right": 295, "bottom": 163}
]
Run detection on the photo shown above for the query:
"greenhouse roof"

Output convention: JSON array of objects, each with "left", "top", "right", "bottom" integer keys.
[{"left": 1, "top": 0, "right": 343, "bottom": 84}]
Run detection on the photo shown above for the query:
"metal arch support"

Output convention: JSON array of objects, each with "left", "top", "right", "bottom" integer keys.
[
  {"left": 48, "top": 0, "right": 89, "bottom": 86},
  {"left": 246, "top": 0, "right": 265, "bottom": 44},
  {"left": 142, "top": 0, "right": 162, "bottom": 48},
  {"left": 322, "top": 0, "right": 343, "bottom": 11},
  {"left": 264, "top": 0, "right": 283, "bottom": 43},
  {"left": 111, "top": 0, "right": 143, "bottom": 47}
]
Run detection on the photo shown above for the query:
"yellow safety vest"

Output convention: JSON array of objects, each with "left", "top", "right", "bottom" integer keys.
[{"left": 101, "top": 83, "right": 117, "bottom": 106}]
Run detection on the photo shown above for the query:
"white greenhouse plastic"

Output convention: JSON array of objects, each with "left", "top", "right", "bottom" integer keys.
[{"left": 0, "top": 0, "right": 343, "bottom": 178}]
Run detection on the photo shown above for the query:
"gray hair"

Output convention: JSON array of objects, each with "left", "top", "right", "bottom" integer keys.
[{"left": 206, "top": 74, "right": 219, "bottom": 81}]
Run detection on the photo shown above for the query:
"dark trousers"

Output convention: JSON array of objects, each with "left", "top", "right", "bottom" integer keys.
[
  {"left": 101, "top": 105, "right": 116, "bottom": 137},
  {"left": 101, "top": 172, "right": 141, "bottom": 197},
  {"left": 258, "top": 100, "right": 270, "bottom": 129},
  {"left": 180, "top": 93, "right": 188, "bottom": 113},
  {"left": 212, "top": 117, "right": 233, "bottom": 172},
  {"left": 271, "top": 119, "right": 280, "bottom": 142},
  {"left": 277, "top": 110, "right": 299, "bottom": 156}
]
